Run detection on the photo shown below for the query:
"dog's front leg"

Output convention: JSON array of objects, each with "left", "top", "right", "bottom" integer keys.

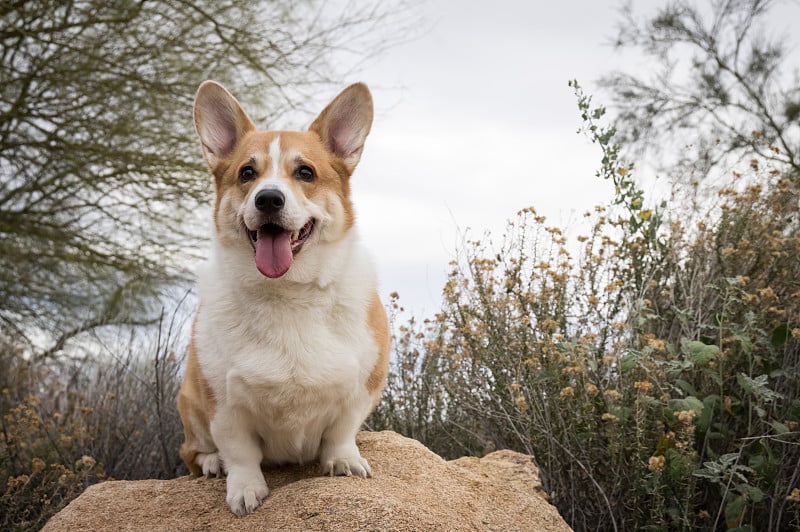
[
  {"left": 211, "top": 409, "right": 268, "bottom": 516},
  {"left": 319, "top": 405, "right": 372, "bottom": 478}
]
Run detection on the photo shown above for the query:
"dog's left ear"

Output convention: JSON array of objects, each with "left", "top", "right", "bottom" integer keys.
[{"left": 309, "top": 83, "right": 373, "bottom": 173}]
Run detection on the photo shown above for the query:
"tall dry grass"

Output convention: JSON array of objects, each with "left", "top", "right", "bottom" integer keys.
[{"left": 0, "top": 304, "right": 189, "bottom": 530}]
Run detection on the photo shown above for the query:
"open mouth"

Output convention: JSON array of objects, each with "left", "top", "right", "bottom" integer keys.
[
  {"left": 247, "top": 219, "right": 315, "bottom": 252},
  {"left": 246, "top": 219, "right": 315, "bottom": 278}
]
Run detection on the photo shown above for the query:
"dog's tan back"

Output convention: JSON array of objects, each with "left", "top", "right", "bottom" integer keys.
[{"left": 177, "top": 82, "right": 389, "bottom": 516}]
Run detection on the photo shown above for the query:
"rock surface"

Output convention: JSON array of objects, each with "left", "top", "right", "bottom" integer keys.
[{"left": 43, "top": 431, "right": 571, "bottom": 531}]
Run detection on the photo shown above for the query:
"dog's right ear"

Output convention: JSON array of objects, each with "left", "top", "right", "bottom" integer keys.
[{"left": 194, "top": 81, "right": 256, "bottom": 170}]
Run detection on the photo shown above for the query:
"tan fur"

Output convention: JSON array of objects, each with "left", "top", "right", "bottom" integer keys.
[
  {"left": 176, "top": 320, "right": 217, "bottom": 477},
  {"left": 367, "top": 291, "right": 391, "bottom": 396}
]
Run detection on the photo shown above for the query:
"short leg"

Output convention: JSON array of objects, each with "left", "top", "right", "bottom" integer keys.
[
  {"left": 319, "top": 408, "right": 372, "bottom": 478},
  {"left": 177, "top": 337, "right": 221, "bottom": 477},
  {"left": 211, "top": 410, "right": 269, "bottom": 516},
  {"left": 177, "top": 398, "right": 219, "bottom": 477}
]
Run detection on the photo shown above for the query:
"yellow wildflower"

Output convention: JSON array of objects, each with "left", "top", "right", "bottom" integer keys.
[
  {"left": 604, "top": 390, "right": 623, "bottom": 401},
  {"left": 515, "top": 395, "right": 529, "bottom": 413},
  {"left": 647, "top": 338, "right": 666, "bottom": 352},
  {"left": 31, "top": 457, "right": 46, "bottom": 474},
  {"left": 601, "top": 413, "right": 618, "bottom": 423},
  {"left": 75, "top": 455, "right": 96, "bottom": 470},
  {"left": 648, "top": 455, "right": 665, "bottom": 473}
]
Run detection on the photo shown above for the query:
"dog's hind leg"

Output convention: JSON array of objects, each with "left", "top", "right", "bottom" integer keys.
[
  {"left": 177, "top": 389, "right": 220, "bottom": 476},
  {"left": 177, "top": 338, "right": 219, "bottom": 476}
]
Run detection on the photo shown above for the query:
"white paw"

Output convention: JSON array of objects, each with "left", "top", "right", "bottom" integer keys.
[
  {"left": 226, "top": 469, "right": 269, "bottom": 516},
  {"left": 196, "top": 452, "right": 223, "bottom": 477},
  {"left": 321, "top": 455, "right": 372, "bottom": 478}
]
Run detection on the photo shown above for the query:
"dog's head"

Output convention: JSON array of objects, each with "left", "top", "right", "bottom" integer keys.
[{"left": 193, "top": 82, "right": 373, "bottom": 280}]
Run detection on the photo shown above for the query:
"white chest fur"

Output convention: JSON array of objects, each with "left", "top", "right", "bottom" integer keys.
[{"left": 194, "top": 231, "right": 379, "bottom": 463}]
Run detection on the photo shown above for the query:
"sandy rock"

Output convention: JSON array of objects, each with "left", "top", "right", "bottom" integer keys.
[
  {"left": 43, "top": 431, "right": 571, "bottom": 531},
  {"left": 450, "top": 448, "right": 550, "bottom": 502}
]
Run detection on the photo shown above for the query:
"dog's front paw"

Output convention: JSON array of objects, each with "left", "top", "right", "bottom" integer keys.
[
  {"left": 322, "top": 454, "right": 372, "bottom": 478},
  {"left": 226, "top": 469, "right": 269, "bottom": 516}
]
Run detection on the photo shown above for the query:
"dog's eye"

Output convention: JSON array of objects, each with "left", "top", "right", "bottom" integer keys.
[
  {"left": 295, "top": 165, "right": 315, "bottom": 182},
  {"left": 239, "top": 165, "right": 256, "bottom": 183}
]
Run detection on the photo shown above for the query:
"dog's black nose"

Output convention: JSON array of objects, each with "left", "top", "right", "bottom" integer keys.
[{"left": 254, "top": 189, "right": 285, "bottom": 213}]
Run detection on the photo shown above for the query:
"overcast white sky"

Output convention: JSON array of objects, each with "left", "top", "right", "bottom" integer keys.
[{"left": 345, "top": 0, "right": 656, "bottom": 316}]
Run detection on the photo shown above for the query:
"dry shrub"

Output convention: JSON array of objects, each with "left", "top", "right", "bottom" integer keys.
[
  {"left": 370, "top": 168, "right": 800, "bottom": 531},
  {"left": 0, "top": 308, "right": 188, "bottom": 530}
]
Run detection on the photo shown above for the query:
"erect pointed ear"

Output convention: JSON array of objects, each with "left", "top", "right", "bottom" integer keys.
[
  {"left": 193, "top": 81, "right": 256, "bottom": 169},
  {"left": 309, "top": 83, "right": 374, "bottom": 173}
]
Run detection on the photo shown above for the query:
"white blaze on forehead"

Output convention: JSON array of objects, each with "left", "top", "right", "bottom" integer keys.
[
  {"left": 269, "top": 135, "right": 281, "bottom": 179},
  {"left": 244, "top": 135, "right": 288, "bottom": 212}
]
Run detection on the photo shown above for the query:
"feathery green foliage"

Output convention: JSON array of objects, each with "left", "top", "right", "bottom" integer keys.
[{"left": 601, "top": 0, "right": 800, "bottom": 185}]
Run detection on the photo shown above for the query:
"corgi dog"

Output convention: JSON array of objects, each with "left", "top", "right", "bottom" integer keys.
[{"left": 177, "top": 81, "right": 390, "bottom": 516}]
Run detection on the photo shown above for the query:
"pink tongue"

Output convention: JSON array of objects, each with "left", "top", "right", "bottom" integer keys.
[{"left": 254, "top": 230, "right": 293, "bottom": 278}]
